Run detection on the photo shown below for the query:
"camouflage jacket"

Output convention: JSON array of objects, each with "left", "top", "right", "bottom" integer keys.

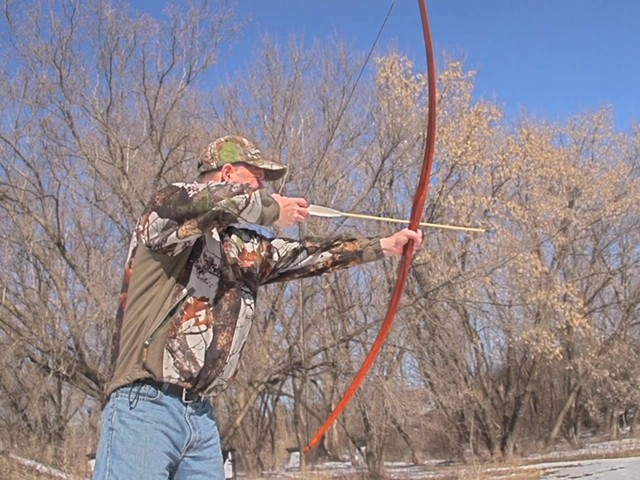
[{"left": 105, "top": 180, "right": 384, "bottom": 397}]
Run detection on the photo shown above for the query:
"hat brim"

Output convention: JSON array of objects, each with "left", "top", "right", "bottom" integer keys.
[
  {"left": 197, "top": 155, "right": 287, "bottom": 181},
  {"left": 256, "top": 162, "right": 287, "bottom": 182}
]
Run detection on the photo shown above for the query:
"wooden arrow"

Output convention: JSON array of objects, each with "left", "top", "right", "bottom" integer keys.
[{"left": 308, "top": 204, "right": 485, "bottom": 233}]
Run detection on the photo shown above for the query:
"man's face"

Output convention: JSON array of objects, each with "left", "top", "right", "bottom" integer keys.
[{"left": 226, "top": 163, "right": 265, "bottom": 190}]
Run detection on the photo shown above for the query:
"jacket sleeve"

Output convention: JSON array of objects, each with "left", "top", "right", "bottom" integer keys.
[
  {"left": 137, "top": 182, "right": 280, "bottom": 255},
  {"left": 258, "top": 233, "right": 384, "bottom": 285}
]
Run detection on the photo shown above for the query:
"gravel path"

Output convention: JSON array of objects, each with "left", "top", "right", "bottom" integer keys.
[{"left": 539, "top": 456, "right": 640, "bottom": 479}]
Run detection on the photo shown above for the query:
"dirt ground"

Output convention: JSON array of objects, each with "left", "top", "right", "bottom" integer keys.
[{"left": 3, "top": 438, "right": 640, "bottom": 479}]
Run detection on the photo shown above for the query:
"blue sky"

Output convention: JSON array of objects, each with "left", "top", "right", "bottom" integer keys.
[{"left": 142, "top": 0, "right": 639, "bottom": 131}]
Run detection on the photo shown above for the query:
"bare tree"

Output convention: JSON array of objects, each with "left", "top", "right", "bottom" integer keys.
[
  {"left": 2, "top": 1, "right": 639, "bottom": 476},
  {"left": 0, "top": 0, "right": 237, "bottom": 466}
]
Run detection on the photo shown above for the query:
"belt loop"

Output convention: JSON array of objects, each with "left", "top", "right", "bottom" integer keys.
[
  {"left": 182, "top": 387, "right": 195, "bottom": 404},
  {"left": 128, "top": 383, "right": 142, "bottom": 409}
]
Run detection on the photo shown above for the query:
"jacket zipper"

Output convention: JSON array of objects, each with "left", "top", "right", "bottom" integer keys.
[{"left": 142, "top": 288, "right": 191, "bottom": 364}]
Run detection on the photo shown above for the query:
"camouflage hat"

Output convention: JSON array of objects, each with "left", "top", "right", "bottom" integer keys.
[{"left": 197, "top": 135, "right": 287, "bottom": 181}]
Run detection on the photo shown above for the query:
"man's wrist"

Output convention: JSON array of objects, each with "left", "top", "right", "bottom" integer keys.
[
  {"left": 380, "top": 237, "right": 392, "bottom": 257},
  {"left": 257, "top": 191, "right": 281, "bottom": 226}
]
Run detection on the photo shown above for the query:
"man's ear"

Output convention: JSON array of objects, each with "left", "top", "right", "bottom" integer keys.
[{"left": 220, "top": 163, "right": 234, "bottom": 181}]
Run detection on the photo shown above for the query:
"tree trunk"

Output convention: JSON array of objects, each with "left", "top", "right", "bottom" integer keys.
[
  {"left": 500, "top": 387, "right": 532, "bottom": 459},
  {"left": 390, "top": 414, "right": 422, "bottom": 464},
  {"left": 546, "top": 381, "right": 581, "bottom": 449}
]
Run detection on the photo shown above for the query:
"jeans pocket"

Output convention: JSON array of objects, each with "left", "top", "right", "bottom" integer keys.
[
  {"left": 135, "top": 382, "right": 161, "bottom": 402},
  {"left": 111, "top": 382, "right": 162, "bottom": 410}
]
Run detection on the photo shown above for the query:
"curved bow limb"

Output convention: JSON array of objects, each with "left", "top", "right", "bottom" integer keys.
[{"left": 304, "top": 0, "right": 438, "bottom": 454}]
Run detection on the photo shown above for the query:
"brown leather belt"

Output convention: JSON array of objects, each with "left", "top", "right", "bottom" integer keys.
[{"left": 139, "top": 379, "right": 205, "bottom": 404}]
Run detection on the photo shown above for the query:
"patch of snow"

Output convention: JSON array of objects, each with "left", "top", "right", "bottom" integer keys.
[{"left": 8, "top": 453, "right": 83, "bottom": 480}]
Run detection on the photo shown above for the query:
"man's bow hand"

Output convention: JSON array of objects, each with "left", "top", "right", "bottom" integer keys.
[{"left": 380, "top": 228, "right": 423, "bottom": 257}]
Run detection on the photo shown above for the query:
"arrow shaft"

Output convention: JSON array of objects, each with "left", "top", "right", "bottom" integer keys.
[
  {"left": 336, "top": 210, "right": 484, "bottom": 233},
  {"left": 309, "top": 206, "right": 485, "bottom": 233}
]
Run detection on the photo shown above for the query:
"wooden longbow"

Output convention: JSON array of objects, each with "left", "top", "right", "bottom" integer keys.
[{"left": 304, "top": 0, "right": 438, "bottom": 454}]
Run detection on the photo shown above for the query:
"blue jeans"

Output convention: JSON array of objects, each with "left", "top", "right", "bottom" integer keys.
[{"left": 93, "top": 382, "right": 224, "bottom": 480}]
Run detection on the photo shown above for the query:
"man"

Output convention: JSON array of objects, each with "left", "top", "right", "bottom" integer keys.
[{"left": 93, "top": 135, "right": 422, "bottom": 479}]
